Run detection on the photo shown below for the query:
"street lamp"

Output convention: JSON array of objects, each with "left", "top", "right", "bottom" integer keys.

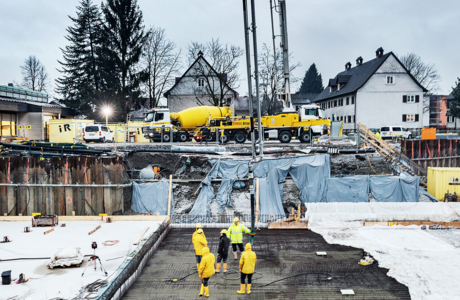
[{"left": 102, "top": 106, "right": 112, "bottom": 126}]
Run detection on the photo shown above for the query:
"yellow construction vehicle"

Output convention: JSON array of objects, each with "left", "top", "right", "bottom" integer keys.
[
  {"left": 201, "top": 104, "right": 330, "bottom": 144},
  {"left": 143, "top": 106, "right": 232, "bottom": 142}
]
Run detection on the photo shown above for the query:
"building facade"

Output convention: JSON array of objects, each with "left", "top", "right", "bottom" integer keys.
[
  {"left": 164, "top": 51, "right": 238, "bottom": 113},
  {"left": 429, "top": 95, "right": 448, "bottom": 128},
  {"left": 315, "top": 48, "right": 427, "bottom": 131},
  {"left": 0, "top": 84, "right": 75, "bottom": 140}
]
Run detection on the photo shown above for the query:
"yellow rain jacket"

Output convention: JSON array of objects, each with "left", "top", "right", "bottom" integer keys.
[
  {"left": 227, "top": 223, "right": 251, "bottom": 244},
  {"left": 199, "top": 247, "right": 215, "bottom": 278},
  {"left": 192, "top": 231, "right": 208, "bottom": 255},
  {"left": 239, "top": 243, "right": 257, "bottom": 274}
]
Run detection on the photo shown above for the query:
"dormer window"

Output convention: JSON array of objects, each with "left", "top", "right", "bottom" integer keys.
[
  {"left": 198, "top": 78, "right": 205, "bottom": 87},
  {"left": 386, "top": 76, "right": 394, "bottom": 84}
]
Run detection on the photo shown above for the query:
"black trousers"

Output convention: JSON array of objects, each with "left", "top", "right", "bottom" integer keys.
[
  {"left": 202, "top": 277, "right": 210, "bottom": 287},
  {"left": 240, "top": 273, "right": 253, "bottom": 284},
  {"left": 232, "top": 243, "right": 244, "bottom": 252}
]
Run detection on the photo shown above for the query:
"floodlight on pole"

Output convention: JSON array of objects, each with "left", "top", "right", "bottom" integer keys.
[{"left": 102, "top": 106, "right": 112, "bottom": 126}]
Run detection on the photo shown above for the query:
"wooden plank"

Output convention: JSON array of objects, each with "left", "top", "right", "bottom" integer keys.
[
  {"left": 88, "top": 225, "right": 101, "bottom": 235},
  {"left": 134, "top": 226, "right": 149, "bottom": 244},
  {"left": 167, "top": 175, "right": 172, "bottom": 217},
  {"left": 0, "top": 215, "right": 168, "bottom": 222},
  {"left": 268, "top": 222, "right": 308, "bottom": 229},
  {"left": 44, "top": 228, "right": 54, "bottom": 235},
  {"left": 103, "top": 158, "right": 112, "bottom": 215},
  {"left": 364, "top": 221, "right": 389, "bottom": 227}
]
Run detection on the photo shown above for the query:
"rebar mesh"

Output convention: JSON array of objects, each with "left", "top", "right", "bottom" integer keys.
[{"left": 122, "top": 228, "right": 411, "bottom": 300}]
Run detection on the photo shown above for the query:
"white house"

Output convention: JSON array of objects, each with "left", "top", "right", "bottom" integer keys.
[
  {"left": 164, "top": 51, "right": 238, "bottom": 113},
  {"left": 315, "top": 48, "right": 428, "bottom": 131}
]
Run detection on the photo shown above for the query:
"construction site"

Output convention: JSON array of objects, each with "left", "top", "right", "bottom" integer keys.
[{"left": 2, "top": 1, "right": 460, "bottom": 300}]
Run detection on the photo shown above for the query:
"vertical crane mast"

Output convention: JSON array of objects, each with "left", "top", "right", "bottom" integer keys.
[{"left": 278, "top": 0, "right": 293, "bottom": 111}]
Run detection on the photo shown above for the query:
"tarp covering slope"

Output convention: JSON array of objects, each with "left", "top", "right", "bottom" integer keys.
[{"left": 131, "top": 181, "right": 174, "bottom": 215}]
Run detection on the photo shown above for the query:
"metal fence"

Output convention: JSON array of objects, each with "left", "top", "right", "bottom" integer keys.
[{"left": 170, "top": 213, "right": 291, "bottom": 226}]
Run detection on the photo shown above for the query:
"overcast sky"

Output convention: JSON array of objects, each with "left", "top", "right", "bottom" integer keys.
[{"left": 1, "top": 0, "right": 459, "bottom": 98}]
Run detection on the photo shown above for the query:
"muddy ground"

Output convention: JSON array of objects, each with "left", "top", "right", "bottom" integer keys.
[{"left": 123, "top": 152, "right": 394, "bottom": 215}]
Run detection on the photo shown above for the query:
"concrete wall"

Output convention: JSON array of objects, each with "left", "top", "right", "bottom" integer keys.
[{"left": 18, "top": 112, "right": 43, "bottom": 140}]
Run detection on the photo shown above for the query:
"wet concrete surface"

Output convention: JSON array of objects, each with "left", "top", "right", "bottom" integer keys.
[{"left": 122, "top": 228, "right": 410, "bottom": 300}]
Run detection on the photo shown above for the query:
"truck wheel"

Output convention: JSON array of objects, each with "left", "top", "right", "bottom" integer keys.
[
  {"left": 220, "top": 132, "right": 230, "bottom": 144},
  {"left": 234, "top": 132, "right": 247, "bottom": 144},
  {"left": 162, "top": 133, "right": 170, "bottom": 142},
  {"left": 300, "top": 131, "right": 311, "bottom": 143},
  {"left": 279, "top": 131, "right": 292, "bottom": 143},
  {"left": 205, "top": 134, "right": 214, "bottom": 142},
  {"left": 101, "top": 137, "right": 106, "bottom": 143},
  {"left": 178, "top": 132, "right": 188, "bottom": 142}
]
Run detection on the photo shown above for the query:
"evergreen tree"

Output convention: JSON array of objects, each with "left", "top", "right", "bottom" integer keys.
[
  {"left": 446, "top": 78, "right": 460, "bottom": 128},
  {"left": 56, "top": 0, "right": 104, "bottom": 117},
  {"left": 298, "top": 63, "right": 324, "bottom": 93},
  {"left": 101, "top": 0, "right": 149, "bottom": 121}
]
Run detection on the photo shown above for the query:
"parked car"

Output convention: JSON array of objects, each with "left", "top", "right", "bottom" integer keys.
[
  {"left": 380, "top": 126, "right": 411, "bottom": 140},
  {"left": 83, "top": 125, "right": 114, "bottom": 143}
]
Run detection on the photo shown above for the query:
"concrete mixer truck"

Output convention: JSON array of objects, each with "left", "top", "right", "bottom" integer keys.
[{"left": 142, "top": 106, "right": 232, "bottom": 142}]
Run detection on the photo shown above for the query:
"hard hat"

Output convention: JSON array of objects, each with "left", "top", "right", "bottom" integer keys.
[
  {"left": 196, "top": 223, "right": 202, "bottom": 228},
  {"left": 197, "top": 228, "right": 203, "bottom": 234},
  {"left": 220, "top": 229, "right": 227, "bottom": 234},
  {"left": 234, "top": 217, "right": 239, "bottom": 222}
]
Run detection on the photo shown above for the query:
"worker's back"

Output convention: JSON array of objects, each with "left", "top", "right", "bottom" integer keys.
[{"left": 192, "top": 231, "right": 207, "bottom": 255}]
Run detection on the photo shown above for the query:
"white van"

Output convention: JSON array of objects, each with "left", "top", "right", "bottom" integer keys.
[
  {"left": 380, "top": 126, "right": 411, "bottom": 140},
  {"left": 83, "top": 125, "right": 114, "bottom": 143}
]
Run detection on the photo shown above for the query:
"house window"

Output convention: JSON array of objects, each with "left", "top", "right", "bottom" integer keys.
[
  {"left": 348, "top": 115, "right": 351, "bottom": 123},
  {"left": 339, "top": 98, "right": 343, "bottom": 106},
  {"left": 198, "top": 78, "right": 205, "bottom": 87},
  {"left": 403, "top": 114, "right": 419, "bottom": 122},
  {"left": 334, "top": 100, "right": 337, "bottom": 107},
  {"left": 346, "top": 97, "right": 349, "bottom": 105},
  {"left": 386, "top": 76, "right": 394, "bottom": 84},
  {"left": 328, "top": 101, "right": 331, "bottom": 109},
  {"left": 403, "top": 95, "right": 419, "bottom": 103},
  {"left": 352, "top": 115, "right": 355, "bottom": 123},
  {"left": 448, "top": 116, "right": 454, "bottom": 123},
  {"left": 351, "top": 96, "right": 355, "bottom": 105}
]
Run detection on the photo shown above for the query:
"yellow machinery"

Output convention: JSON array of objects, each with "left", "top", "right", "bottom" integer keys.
[
  {"left": 427, "top": 167, "right": 460, "bottom": 201},
  {"left": 49, "top": 119, "right": 94, "bottom": 143}
]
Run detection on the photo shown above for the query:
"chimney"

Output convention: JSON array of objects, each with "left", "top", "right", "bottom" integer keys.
[
  {"left": 356, "top": 56, "right": 363, "bottom": 66},
  {"left": 345, "top": 62, "right": 351, "bottom": 71},
  {"left": 376, "top": 47, "right": 384, "bottom": 58},
  {"left": 8, "top": 83, "right": 13, "bottom": 87}
]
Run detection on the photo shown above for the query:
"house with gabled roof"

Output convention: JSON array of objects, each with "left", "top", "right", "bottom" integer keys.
[
  {"left": 315, "top": 47, "right": 428, "bottom": 131},
  {"left": 163, "top": 51, "right": 238, "bottom": 113}
]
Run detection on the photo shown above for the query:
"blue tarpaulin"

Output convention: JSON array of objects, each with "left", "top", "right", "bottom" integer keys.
[{"left": 131, "top": 181, "right": 174, "bottom": 215}]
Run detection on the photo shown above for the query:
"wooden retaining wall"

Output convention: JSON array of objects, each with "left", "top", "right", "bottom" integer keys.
[
  {"left": 0, "top": 156, "right": 127, "bottom": 216},
  {"left": 403, "top": 139, "right": 460, "bottom": 174}
]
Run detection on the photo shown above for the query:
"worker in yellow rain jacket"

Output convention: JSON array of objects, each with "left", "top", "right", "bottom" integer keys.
[
  {"left": 198, "top": 246, "right": 215, "bottom": 297},
  {"left": 237, "top": 243, "right": 257, "bottom": 294},
  {"left": 192, "top": 227, "right": 207, "bottom": 271},
  {"left": 227, "top": 217, "right": 251, "bottom": 260}
]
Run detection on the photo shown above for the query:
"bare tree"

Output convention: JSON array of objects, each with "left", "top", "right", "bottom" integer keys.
[
  {"left": 19, "top": 55, "right": 49, "bottom": 92},
  {"left": 400, "top": 52, "right": 440, "bottom": 93},
  {"left": 187, "top": 39, "right": 243, "bottom": 106},
  {"left": 258, "top": 43, "right": 301, "bottom": 115},
  {"left": 140, "top": 27, "right": 182, "bottom": 108}
]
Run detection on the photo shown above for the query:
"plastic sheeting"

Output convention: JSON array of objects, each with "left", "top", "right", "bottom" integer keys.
[
  {"left": 306, "top": 202, "right": 460, "bottom": 228},
  {"left": 188, "top": 159, "right": 250, "bottom": 218},
  {"left": 326, "top": 176, "right": 369, "bottom": 203},
  {"left": 369, "top": 175, "right": 420, "bottom": 202},
  {"left": 131, "top": 181, "right": 174, "bottom": 215}
]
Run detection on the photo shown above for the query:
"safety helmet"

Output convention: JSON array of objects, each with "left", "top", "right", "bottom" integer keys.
[
  {"left": 220, "top": 229, "right": 227, "bottom": 234},
  {"left": 196, "top": 223, "right": 202, "bottom": 228},
  {"left": 197, "top": 228, "right": 203, "bottom": 234},
  {"left": 234, "top": 217, "right": 239, "bottom": 222}
]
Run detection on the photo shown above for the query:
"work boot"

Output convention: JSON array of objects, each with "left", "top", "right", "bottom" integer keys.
[
  {"left": 204, "top": 286, "right": 209, "bottom": 297},
  {"left": 233, "top": 251, "right": 238, "bottom": 260},
  {"left": 247, "top": 284, "right": 251, "bottom": 294},
  {"left": 216, "top": 263, "right": 221, "bottom": 273},
  {"left": 199, "top": 284, "right": 204, "bottom": 296},
  {"left": 237, "top": 284, "right": 246, "bottom": 294},
  {"left": 223, "top": 263, "right": 227, "bottom": 273}
]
